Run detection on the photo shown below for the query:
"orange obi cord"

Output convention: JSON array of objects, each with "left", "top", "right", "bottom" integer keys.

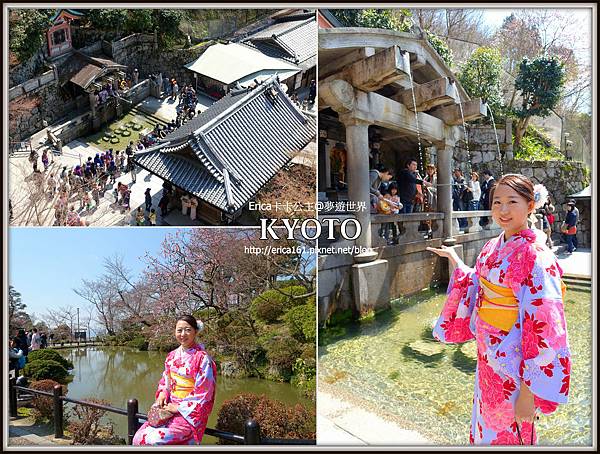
[
  {"left": 170, "top": 372, "right": 195, "bottom": 399},
  {"left": 478, "top": 276, "right": 519, "bottom": 332}
]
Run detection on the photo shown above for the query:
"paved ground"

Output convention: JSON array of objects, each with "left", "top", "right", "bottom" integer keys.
[
  {"left": 553, "top": 245, "right": 592, "bottom": 278},
  {"left": 8, "top": 96, "right": 215, "bottom": 227},
  {"left": 9, "top": 90, "right": 316, "bottom": 227},
  {"left": 317, "top": 386, "right": 432, "bottom": 446},
  {"left": 8, "top": 417, "right": 71, "bottom": 447}
]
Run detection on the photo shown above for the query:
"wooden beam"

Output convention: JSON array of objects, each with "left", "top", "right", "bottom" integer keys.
[
  {"left": 429, "top": 98, "right": 487, "bottom": 125},
  {"left": 319, "top": 48, "right": 375, "bottom": 80},
  {"left": 394, "top": 77, "right": 459, "bottom": 112},
  {"left": 341, "top": 90, "right": 446, "bottom": 143},
  {"left": 324, "top": 46, "right": 412, "bottom": 92}
]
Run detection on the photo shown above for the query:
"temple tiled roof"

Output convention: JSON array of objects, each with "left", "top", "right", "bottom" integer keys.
[
  {"left": 134, "top": 77, "right": 315, "bottom": 214},
  {"left": 241, "top": 13, "right": 317, "bottom": 69}
]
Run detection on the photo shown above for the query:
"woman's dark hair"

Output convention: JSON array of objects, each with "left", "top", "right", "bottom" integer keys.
[
  {"left": 176, "top": 315, "right": 199, "bottom": 330},
  {"left": 489, "top": 174, "right": 534, "bottom": 204}
]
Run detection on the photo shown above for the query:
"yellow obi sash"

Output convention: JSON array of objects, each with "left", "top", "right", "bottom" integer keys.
[
  {"left": 170, "top": 371, "right": 195, "bottom": 399},
  {"left": 478, "top": 276, "right": 519, "bottom": 332},
  {"left": 478, "top": 277, "right": 567, "bottom": 332}
]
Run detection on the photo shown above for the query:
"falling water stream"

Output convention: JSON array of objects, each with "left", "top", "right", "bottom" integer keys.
[
  {"left": 488, "top": 106, "right": 504, "bottom": 175},
  {"left": 453, "top": 82, "right": 472, "bottom": 177},
  {"left": 406, "top": 59, "right": 424, "bottom": 175}
]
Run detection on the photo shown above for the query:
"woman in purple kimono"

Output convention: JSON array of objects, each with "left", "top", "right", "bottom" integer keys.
[
  {"left": 133, "top": 315, "right": 217, "bottom": 445},
  {"left": 427, "top": 174, "right": 570, "bottom": 445}
]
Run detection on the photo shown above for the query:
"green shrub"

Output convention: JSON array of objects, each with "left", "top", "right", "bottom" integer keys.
[
  {"left": 514, "top": 125, "right": 563, "bottom": 161},
  {"left": 23, "top": 359, "right": 69, "bottom": 382},
  {"left": 125, "top": 337, "right": 148, "bottom": 351},
  {"left": 265, "top": 335, "right": 302, "bottom": 372},
  {"left": 29, "top": 379, "right": 67, "bottom": 422},
  {"left": 250, "top": 286, "right": 309, "bottom": 323},
  {"left": 215, "top": 393, "right": 315, "bottom": 444},
  {"left": 283, "top": 303, "right": 316, "bottom": 343},
  {"left": 27, "top": 349, "right": 73, "bottom": 370}
]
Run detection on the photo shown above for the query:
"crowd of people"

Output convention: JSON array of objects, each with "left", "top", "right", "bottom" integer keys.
[
  {"left": 9, "top": 328, "right": 50, "bottom": 375},
  {"left": 368, "top": 159, "right": 580, "bottom": 251}
]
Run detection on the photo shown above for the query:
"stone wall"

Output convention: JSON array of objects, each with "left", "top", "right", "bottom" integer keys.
[
  {"left": 9, "top": 51, "right": 47, "bottom": 87},
  {"left": 9, "top": 67, "right": 78, "bottom": 143},
  {"left": 109, "top": 34, "right": 214, "bottom": 87},
  {"left": 504, "top": 160, "right": 589, "bottom": 246},
  {"left": 450, "top": 123, "right": 589, "bottom": 246},
  {"left": 318, "top": 229, "right": 501, "bottom": 323}
]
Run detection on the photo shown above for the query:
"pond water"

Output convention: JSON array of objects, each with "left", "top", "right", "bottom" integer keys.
[
  {"left": 81, "top": 109, "right": 163, "bottom": 150},
  {"left": 319, "top": 288, "right": 592, "bottom": 446},
  {"left": 59, "top": 347, "right": 312, "bottom": 444}
]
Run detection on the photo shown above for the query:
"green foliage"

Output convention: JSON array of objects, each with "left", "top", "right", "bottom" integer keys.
[
  {"left": 513, "top": 56, "right": 565, "bottom": 119},
  {"left": 291, "top": 354, "right": 316, "bottom": 399},
  {"left": 9, "top": 9, "right": 54, "bottom": 63},
  {"left": 330, "top": 9, "right": 412, "bottom": 31},
  {"left": 30, "top": 379, "right": 67, "bottom": 422},
  {"left": 264, "top": 335, "right": 302, "bottom": 372},
  {"left": 514, "top": 125, "right": 563, "bottom": 161},
  {"left": 215, "top": 393, "right": 315, "bottom": 444},
  {"left": 27, "top": 349, "right": 73, "bottom": 370},
  {"left": 124, "top": 9, "right": 155, "bottom": 33},
  {"left": 125, "top": 336, "right": 149, "bottom": 351},
  {"left": 283, "top": 302, "right": 316, "bottom": 343},
  {"left": 458, "top": 47, "right": 503, "bottom": 117},
  {"left": 86, "top": 9, "right": 127, "bottom": 32},
  {"left": 425, "top": 30, "right": 453, "bottom": 68},
  {"left": 24, "top": 359, "right": 69, "bottom": 382},
  {"left": 85, "top": 9, "right": 184, "bottom": 48},
  {"left": 250, "top": 285, "right": 308, "bottom": 323}
]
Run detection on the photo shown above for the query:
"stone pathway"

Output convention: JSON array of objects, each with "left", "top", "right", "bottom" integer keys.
[
  {"left": 8, "top": 417, "right": 71, "bottom": 447},
  {"left": 318, "top": 386, "right": 432, "bottom": 446},
  {"left": 554, "top": 246, "right": 592, "bottom": 278}
]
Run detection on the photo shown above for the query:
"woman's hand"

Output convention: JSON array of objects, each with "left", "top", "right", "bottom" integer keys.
[
  {"left": 164, "top": 403, "right": 179, "bottom": 414},
  {"left": 155, "top": 392, "right": 167, "bottom": 408},
  {"left": 514, "top": 382, "right": 536, "bottom": 425},
  {"left": 426, "top": 245, "right": 460, "bottom": 268}
]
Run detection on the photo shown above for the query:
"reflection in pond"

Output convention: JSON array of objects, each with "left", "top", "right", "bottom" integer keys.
[
  {"left": 60, "top": 347, "right": 313, "bottom": 444},
  {"left": 319, "top": 289, "right": 592, "bottom": 445}
]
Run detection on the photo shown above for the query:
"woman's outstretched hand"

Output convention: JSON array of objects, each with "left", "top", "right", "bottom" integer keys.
[{"left": 426, "top": 245, "right": 460, "bottom": 268}]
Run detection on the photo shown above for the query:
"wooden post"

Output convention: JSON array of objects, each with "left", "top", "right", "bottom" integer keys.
[
  {"left": 244, "top": 419, "right": 261, "bottom": 445},
  {"left": 127, "top": 399, "right": 140, "bottom": 445},
  {"left": 9, "top": 377, "right": 17, "bottom": 417},
  {"left": 53, "top": 385, "right": 64, "bottom": 438}
]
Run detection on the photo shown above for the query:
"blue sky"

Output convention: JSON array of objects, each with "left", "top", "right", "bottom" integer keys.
[
  {"left": 8, "top": 228, "right": 316, "bottom": 325},
  {"left": 8, "top": 228, "right": 174, "bottom": 320}
]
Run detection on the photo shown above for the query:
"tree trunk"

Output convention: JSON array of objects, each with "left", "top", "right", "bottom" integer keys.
[{"left": 514, "top": 116, "right": 531, "bottom": 149}]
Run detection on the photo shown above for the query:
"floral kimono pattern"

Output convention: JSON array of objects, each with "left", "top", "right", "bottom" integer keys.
[
  {"left": 133, "top": 343, "right": 217, "bottom": 445},
  {"left": 433, "top": 229, "right": 570, "bottom": 445}
]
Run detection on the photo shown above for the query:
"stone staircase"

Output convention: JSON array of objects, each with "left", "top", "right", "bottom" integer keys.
[
  {"left": 563, "top": 274, "right": 591, "bottom": 292},
  {"left": 128, "top": 106, "right": 170, "bottom": 127}
]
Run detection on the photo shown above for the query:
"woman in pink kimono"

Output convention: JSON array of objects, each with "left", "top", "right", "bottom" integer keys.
[
  {"left": 133, "top": 315, "right": 217, "bottom": 445},
  {"left": 427, "top": 174, "right": 570, "bottom": 445}
]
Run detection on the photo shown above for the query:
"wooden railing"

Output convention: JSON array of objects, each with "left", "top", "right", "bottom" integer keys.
[{"left": 9, "top": 379, "right": 315, "bottom": 445}]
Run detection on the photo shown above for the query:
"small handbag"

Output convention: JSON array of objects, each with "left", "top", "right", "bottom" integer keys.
[
  {"left": 147, "top": 404, "right": 174, "bottom": 428},
  {"left": 515, "top": 419, "right": 535, "bottom": 445}
]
